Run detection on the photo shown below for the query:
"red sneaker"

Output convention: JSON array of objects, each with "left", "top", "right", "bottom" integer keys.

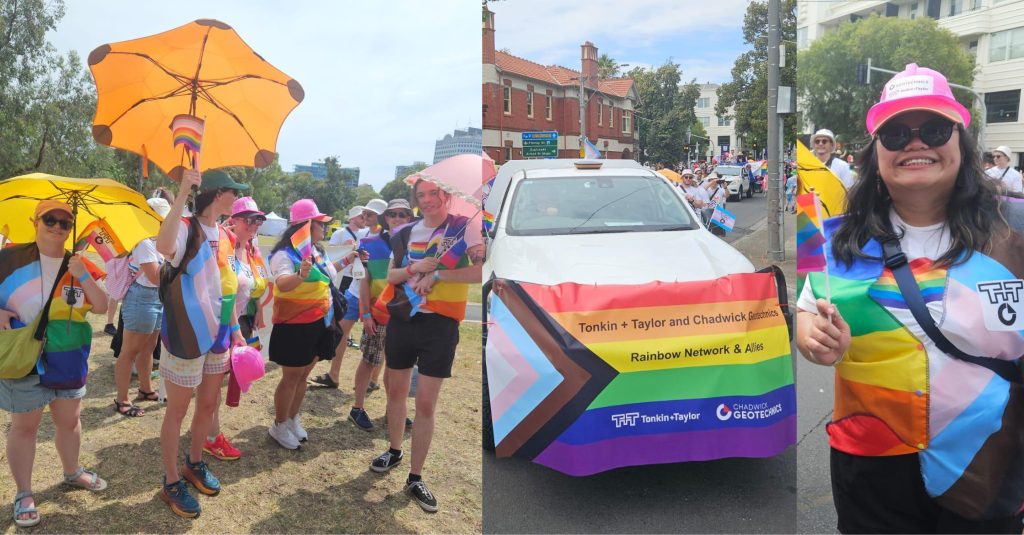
[{"left": 203, "top": 433, "right": 241, "bottom": 461}]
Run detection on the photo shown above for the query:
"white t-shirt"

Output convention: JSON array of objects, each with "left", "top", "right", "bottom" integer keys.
[
  {"left": 986, "top": 166, "right": 1024, "bottom": 194},
  {"left": 171, "top": 220, "right": 220, "bottom": 268},
  {"left": 681, "top": 184, "right": 711, "bottom": 207},
  {"left": 828, "top": 158, "right": 854, "bottom": 190},
  {"left": 129, "top": 238, "right": 162, "bottom": 287},
  {"left": 330, "top": 225, "right": 370, "bottom": 278}
]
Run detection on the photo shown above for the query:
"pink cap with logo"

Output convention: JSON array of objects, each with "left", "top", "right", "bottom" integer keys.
[
  {"left": 865, "top": 63, "right": 971, "bottom": 135},
  {"left": 289, "top": 198, "right": 332, "bottom": 224},
  {"left": 231, "top": 196, "right": 264, "bottom": 218}
]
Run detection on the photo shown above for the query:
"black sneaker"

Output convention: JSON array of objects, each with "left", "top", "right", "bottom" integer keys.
[
  {"left": 349, "top": 408, "right": 375, "bottom": 431},
  {"left": 103, "top": 324, "right": 117, "bottom": 336},
  {"left": 370, "top": 449, "right": 403, "bottom": 473},
  {"left": 405, "top": 480, "right": 438, "bottom": 512}
]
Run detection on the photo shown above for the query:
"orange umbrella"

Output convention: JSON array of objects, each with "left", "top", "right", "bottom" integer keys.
[
  {"left": 88, "top": 19, "right": 303, "bottom": 181},
  {"left": 657, "top": 168, "right": 683, "bottom": 184}
]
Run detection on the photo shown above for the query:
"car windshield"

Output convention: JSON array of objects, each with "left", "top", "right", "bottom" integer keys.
[
  {"left": 505, "top": 175, "right": 698, "bottom": 236},
  {"left": 716, "top": 166, "right": 742, "bottom": 176}
]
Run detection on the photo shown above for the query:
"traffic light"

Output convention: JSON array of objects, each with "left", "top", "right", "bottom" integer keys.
[{"left": 855, "top": 64, "right": 869, "bottom": 85}]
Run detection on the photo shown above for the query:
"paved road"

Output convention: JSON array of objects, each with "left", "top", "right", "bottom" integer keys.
[
  {"left": 720, "top": 191, "right": 769, "bottom": 244},
  {"left": 796, "top": 350, "right": 838, "bottom": 533}
]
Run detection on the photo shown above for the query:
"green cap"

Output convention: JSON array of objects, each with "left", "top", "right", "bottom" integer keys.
[{"left": 199, "top": 169, "right": 250, "bottom": 193}]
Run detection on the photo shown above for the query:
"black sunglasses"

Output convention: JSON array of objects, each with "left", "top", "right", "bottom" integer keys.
[
  {"left": 877, "top": 119, "right": 955, "bottom": 151},
  {"left": 41, "top": 214, "right": 72, "bottom": 231},
  {"left": 384, "top": 210, "right": 412, "bottom": 218}
]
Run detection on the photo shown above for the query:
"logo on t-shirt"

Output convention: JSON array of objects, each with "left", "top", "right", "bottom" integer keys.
[
  {"left": 976, "top": 280, "right": 1024, "bottom": 330},
  {"left": 61, "top": 286, "right": 86, "bottom": 308}
]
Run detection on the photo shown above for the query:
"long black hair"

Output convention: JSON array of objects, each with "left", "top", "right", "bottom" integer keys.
[
  {"left": 832, "top": 123, "right": 1005, "bottom": 268},
  {"left": 271, "top": 221, "right": 326, "bottom": 257}
]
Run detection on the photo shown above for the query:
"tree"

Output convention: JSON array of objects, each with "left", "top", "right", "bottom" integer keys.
[
  {"left": 716, "top": 0, "right": 797, "bottom": 151},
  {"left": 380, "top": 176, "right": 413, "bottom": 202},
  {"left": 597, "top": 53, "right": 619, "bottom": 79},
  {"left": 627, "top": 61, "right": 702, "bottom": 165},
  {"left": 352, "top": 184, "right": 379, "bottom": 207},
  {"left": 798, "top": 14, "right": 974, "bottom": 146}
]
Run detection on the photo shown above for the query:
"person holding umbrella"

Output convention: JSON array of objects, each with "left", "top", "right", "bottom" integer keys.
[
  {"left": 155, "top": 169, "right": 247, "bottom": 518},
  {"left": 369, "top": 179, "right": 484, "bottom": 513},
  {"left": 0, "top": 200, "right": 109, "bottom": 528}
]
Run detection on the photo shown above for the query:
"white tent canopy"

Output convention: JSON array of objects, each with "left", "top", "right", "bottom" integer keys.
[{"left": 259, "top": 211, "right": 287, "bottom": 236}]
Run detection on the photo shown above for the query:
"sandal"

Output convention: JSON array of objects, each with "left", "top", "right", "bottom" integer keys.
[
  {"left": 13, "top": 491, "right": 39, "bottom": 528},
  {"left": 114, "top": 400, "right": 145, "bottom": 417},
  {"left": 309, "top": 374, "right": 339, "bottom": 389},
  {"left": 62, "top": 467, "right": 107, "bottom": 491},
  {"left": 134, "top": 389, "right": 159, "bottom": 402}
]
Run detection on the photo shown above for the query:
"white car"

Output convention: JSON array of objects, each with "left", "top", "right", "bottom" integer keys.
[{"left": 713, "top": 165, "right": 751, "bottom": 202}]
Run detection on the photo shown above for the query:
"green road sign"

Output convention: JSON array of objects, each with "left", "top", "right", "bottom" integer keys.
[{"left": 522, "top": 131, "right": 558, "bottom": 158}]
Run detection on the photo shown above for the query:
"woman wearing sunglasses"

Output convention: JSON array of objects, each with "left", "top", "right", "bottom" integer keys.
[
  {"left": 796, "top": 64, "right": 1024, "bottom": 533},
  {"left": 0, "top": 200, "right": 110, "bottom": 527}
]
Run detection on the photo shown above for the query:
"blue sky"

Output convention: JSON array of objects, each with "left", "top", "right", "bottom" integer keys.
[
  {"left": 47, "top": 1, "right": 480, "bottom": 190},
  {"left": 491, "top": 0, "right": 751, "bottom": 85}
]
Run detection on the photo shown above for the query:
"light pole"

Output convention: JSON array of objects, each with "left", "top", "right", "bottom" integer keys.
[{"left": 574, "top": 64, "right": 630, "bottom": 157}]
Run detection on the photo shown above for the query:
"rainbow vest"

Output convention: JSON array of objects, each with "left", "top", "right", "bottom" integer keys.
[
  {"left": 391, "top": 215, "right": 472, "bottom": 322},
  {"left": 162, "top": 218, "right": 237, "bottom": 359},
  {"left": 811, "top": 216, "right": 1024, "bottom": 513},
  {"left": 360, "top": 231, "right": 392, "bottom": 323},
  {"left": 271, "top": 246, "right": 332, "bottom": 325}
]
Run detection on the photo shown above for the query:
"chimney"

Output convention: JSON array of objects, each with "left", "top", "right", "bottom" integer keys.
[
  {"left": 581, "top": 41, "right": 598, "bottom": 89},
  {"left": 483, "top": 8, "right": 496, "bottom": 65}
]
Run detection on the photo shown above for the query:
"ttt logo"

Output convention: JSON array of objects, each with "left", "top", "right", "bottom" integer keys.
[
  {"left": 610, "top": 412, "right": 640, "bottom": 428},
  {"left": 977, "top": 280, "right": 1024, "bottom": 330}
]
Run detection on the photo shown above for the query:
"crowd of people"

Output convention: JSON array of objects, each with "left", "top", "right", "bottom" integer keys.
[{"left": 0, "top": 169, "right": 482, "bottom": 526}]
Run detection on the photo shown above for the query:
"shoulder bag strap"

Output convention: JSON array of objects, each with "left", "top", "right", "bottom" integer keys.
[
  {"left": 34, "top": 253, "right": 71, "bottom": 341},
  {"left": 1000, "top": 166, "right": 1010, "bottom": 180},
  {"left": 879, "top": 235, "right": 1022, "bottom": 383}
]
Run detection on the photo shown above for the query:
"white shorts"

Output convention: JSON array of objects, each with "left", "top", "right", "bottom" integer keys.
[{"left": 159, "top": 351, "right": 230, "bottom": 388}]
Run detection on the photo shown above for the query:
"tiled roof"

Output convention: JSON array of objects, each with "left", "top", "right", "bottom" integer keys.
[{"left": 494, "top": 51, "right": 634, "bottom": 100}]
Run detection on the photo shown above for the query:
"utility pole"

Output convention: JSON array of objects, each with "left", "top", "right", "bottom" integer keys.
[
  {"left": 767, "top": 0, "right": 783, "bottom": 262},
  {"left": 579, "top": 75, "right": 586, "bottom": 156}
]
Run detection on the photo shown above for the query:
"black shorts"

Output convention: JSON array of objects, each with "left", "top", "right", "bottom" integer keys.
[
  {"left": 269, "top": 319, "right": 335, "bottom": 368},
  {"left": 830, "top": 448, "right": 1020, "bottom": 534},
  {"left": 385, "top": 313, "right": 459, "bottom": 378}
]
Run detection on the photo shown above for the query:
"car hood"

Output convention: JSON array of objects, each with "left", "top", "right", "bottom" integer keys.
[{"left": 485, "top": 230, "right": 754, "bottom": 286}]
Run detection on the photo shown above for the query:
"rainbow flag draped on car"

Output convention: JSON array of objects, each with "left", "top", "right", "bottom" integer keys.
[{"left": 486, "top": 272, "right": 795, "bottom": 476}]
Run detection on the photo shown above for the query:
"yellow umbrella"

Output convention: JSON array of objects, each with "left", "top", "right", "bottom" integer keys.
[
  {"left": 0, "top": 173, "right": 162, "bottom": 252},
  {"left": 88, "top": 19, "right": 304, "bottom": 181},
  {"left": 796, "top": 140, "right": 846, "bottom": 217},
  {"left": 657, "top": 168, "right": 683, "bottom": 184}
]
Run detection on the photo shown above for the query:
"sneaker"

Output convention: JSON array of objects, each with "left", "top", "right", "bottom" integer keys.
[
  {"left": 181, "top": 458, "right": 220, "bottom": 496},
  {"left": 203, "top": 433, "right": 241, "bottom": 461},
  {"left": 406, "top": 418, "right": 414, "bottom": 430},
  {"left": 103, "top": 323, "right": 117, "bottom": 336},
  {"left": 347, "top": 336, "right": 359, "bottom": 348},
  {"left": 367, "top": 382, "right": 380, "bottom": 393},
  {"left": 405, "top": 480, "right": 439, "bottom": 513},
  {"left": 268, "top": 421, "right": 300, "bottom": 450},
  {"left": 288, "top": 415, "right": 308, "bottom": 443},
  {"left": 161, "top": 477, "right": 200, "bottom": 518},
  {"left": 370, "top": 449, "right": 403, "bottom": 473},
  {"left": 349, "top": 407, "right": 375, "bottom": 431}
]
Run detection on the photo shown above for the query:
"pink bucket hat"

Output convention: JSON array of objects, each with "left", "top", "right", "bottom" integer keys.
[
  {"left": 289, "top": 198, "right": 332, "bottom": 224},
  {"left": 231, "top": 196, "right": 265, "bottom": 219},
  {"left": 231, "top": 345, "right": 265, "bottom": 394},
  {"left": 866, "top": 63, "right": 971, "bottom": 135}
]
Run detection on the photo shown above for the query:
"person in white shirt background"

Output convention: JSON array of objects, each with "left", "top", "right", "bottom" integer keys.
[
  {"left": 984, "top": 145, "right": 1023, "bottom": 194},
  {"left": 811, "top": 128, "right": 855, "bottom": 190}
]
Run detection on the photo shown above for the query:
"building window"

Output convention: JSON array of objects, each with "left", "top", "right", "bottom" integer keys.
[
  {"left": 909, "top": 1, "right": 918, "bottom": 19},
  {"left": 949, "top": 0, "right": 961, "bottom": 16},
  {"left": 797, "top": 27, "right": 808, "bottom": 49},
  {"left": 503, "top": 86, "right": 511, "bottom": 114},
  {"left": 699, "top": 116, "right": 710, "bottom": 127},
  {"left": 608, "top": 103, "right": 613, "bottom": 126},
  {"left": 990, "top": 27, "right": 1024, "bottom": 62},
  {"left": 717, "top": 116, "right": 731, "bottom": 126},
  {"left": 526, "top": 91, "right": 534, "bottom": 118},
  {"left": 598, "top": 100, "right": 603, "bottom": 126},
  {"left": 985, "top": 90, "right": 1020, "bottom": 123},
  {"left": 545, "top": 95, "right": 552, "bottom": 120},
  {"left": 970, "top": 0, "right": 981, "bottom": 9},
  {"left": 504, "top": 146, "right": 512, "bottom": 161},
  {"left": 697, "top": 97, "right": 711, "bottom": 109},
  {"left": 622, "top": 111, "right": 631, "bottom": 134},
  {"left": 968, "top": 39, "right": 978, "bottom": 58}
]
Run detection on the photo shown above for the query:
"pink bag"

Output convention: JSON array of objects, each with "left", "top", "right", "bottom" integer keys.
[{"left": 105, "top": 254, "right": 140, "bottom": 301}]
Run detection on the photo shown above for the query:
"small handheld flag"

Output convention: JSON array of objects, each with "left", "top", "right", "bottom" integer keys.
[
  {"left": 709, "top": 205, "right": 737, "bottom": 233},
  {"left": 170, "top": 114, "right": 204, "bottom": 170},
  {"left": 810, "top": 188, "right": 832, "bottom": 315},
  {"left": 74, "top": 219, "right": 126, "bottom": 262},
  {"left": 581, "top": 137, "right": 602, "bottom": 159},
  {"left": 290, "top": 221, "right": 313, "bottom": 260}
]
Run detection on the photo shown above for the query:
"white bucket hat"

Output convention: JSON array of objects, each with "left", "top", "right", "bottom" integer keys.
[{"left": 347, "top": 206, "right": 366, "bottom": 220}]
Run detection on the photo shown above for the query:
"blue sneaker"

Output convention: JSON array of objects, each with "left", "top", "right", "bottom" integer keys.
[
  {"left": 160, "top": 477, "right": 200, "bottom": 518},
  {"left": 349, "top": 407, "right": 375, "bottom": 431},
  {"left": 182, "top": 458, "right": 220, "bottom": 496}
]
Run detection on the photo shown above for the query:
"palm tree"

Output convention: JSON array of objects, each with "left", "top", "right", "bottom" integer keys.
[{"left": 597, "top": 54, "right": 619, "bottom": 79}]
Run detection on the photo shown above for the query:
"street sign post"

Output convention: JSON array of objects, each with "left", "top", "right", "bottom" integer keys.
[{"left": 522, "top": 131, "right": 558, "bottom": 158}]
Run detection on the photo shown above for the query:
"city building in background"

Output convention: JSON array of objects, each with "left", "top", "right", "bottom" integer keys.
[
  {"left": 293, "top": 162, "right": 360, "bottom": 187},
  {"left": 481, "top": 7, "right": 639, "bottom": 163},
  {"left": 434, "top": 127, "right": 482, "bottom": 163},
  {"left": 694, "top": 83, "right": 746, "bottom": 160},
  {"left": 798, "top": 0, "right": 1024, "bottom": 167},
  {"left": 395, "top": 161, "right": 428, "bottom": 179}
]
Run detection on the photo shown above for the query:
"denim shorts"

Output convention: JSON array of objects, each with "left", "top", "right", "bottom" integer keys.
[
  {"left": 122, "top": 282, "right": 162, "bottom": 333},
  {"left": 341, "top": 290, "right": 360, "bottom": 322},
  {"left": 0, "top": 374, "right": 87, "bottom": 414}
]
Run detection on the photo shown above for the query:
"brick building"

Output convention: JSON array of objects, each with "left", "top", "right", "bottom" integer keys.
[{"left": 481, "top": 8, "right": 639, "bottom": 163}]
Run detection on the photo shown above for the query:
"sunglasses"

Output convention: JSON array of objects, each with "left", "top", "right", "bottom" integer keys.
[
  {"left": 877, "top": 119, "right": 955, "bottom": 151},
  {"left": 41, "top": 214, "right": 72, "bottom": 231},
  {"left": 384, "top": 210, "right": 412, "bottom": 218},
  {"left": 240, "top": 216, "right": 265, "bottom": 226},
  {"left": 813, "top": 138, "right": 832, "bottom": 145}
]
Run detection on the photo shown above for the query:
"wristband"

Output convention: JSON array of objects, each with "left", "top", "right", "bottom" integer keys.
[
  {"left": 433, "top": 270, "right": 440, "bottom": 282},
  {"left": 230, "top": 324, "right": 241, "bottom": 333},
  {"left": 362, "top": 312, "right": 371, "bottom": 319},
  {"left": 77, "top": 272, "right": 89, "bottom": 284},
  {"left": 406, "top": 264, "right": 414, "bottom": 276}
]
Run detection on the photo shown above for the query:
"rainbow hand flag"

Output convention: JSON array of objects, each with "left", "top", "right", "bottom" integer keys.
[
  {"left": 74, "top": 219, "right": 126, "bottom": 262},
  {"left": 486, "top": 273, "right": 795, "bottom": 476},
  {"left": 170, "top": 114, "right": 204, "bottom": 167},
  {"left": 290, "top": 221, "right": 313, "bottom": 260}
]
